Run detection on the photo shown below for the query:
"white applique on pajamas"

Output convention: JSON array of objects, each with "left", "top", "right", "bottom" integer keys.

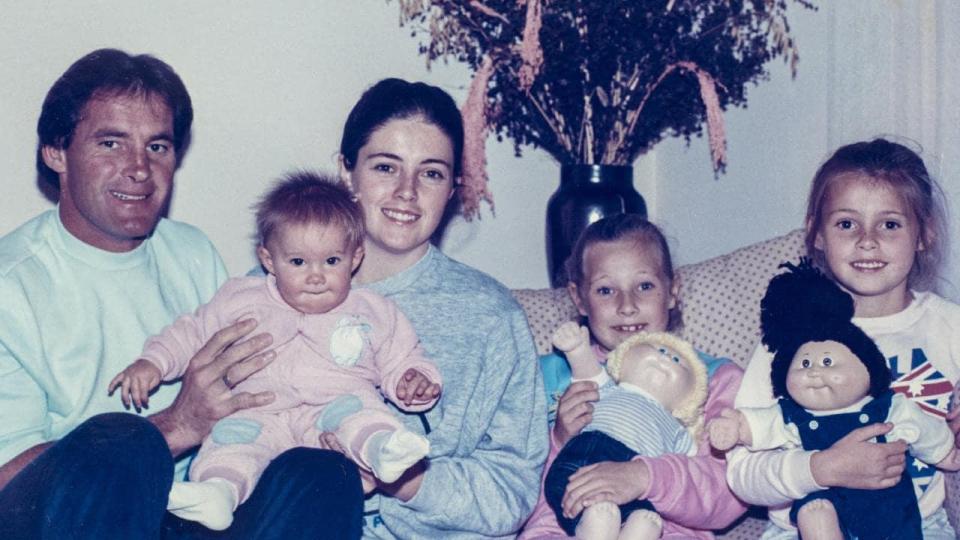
[{"left": 330, "top": 316, "right": 371, "bottom": 366}]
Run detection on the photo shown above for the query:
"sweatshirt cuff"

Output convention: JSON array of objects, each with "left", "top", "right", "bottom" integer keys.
[
  {"left": 795, "top": 449, "right": 825, "bottom": 492},
  {"left": 141, "top": 355, "right": 175, "bottom": 382},
  {"left": 630, "top": 456, "right": 655, "bottom": 500},
  {"left": 572, "top": 370, "right": 611, "bottom": 387}
]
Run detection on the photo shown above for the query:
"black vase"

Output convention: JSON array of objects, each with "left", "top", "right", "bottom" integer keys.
[{"left": 545, "top": 164, "right": 647, "bottom": 287}]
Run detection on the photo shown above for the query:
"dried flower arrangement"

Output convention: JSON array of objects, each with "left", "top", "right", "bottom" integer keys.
[{"left": 395, "top": 0, "right": 814, "bottom": 219}]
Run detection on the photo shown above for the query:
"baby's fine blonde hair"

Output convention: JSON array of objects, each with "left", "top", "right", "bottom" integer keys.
[{"left": 605, "top": 331, "right": 708, "bottom": 439}]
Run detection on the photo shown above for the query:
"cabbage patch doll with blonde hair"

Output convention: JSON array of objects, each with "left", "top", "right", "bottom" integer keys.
[
  {"left": 544, "top": 323, "right": 708, "bottom": 540},
  {"left": 709, "top": 260, "right": 960, "bottom": 540}
]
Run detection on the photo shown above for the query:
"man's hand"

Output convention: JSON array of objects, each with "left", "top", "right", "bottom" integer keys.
[
  {"left": 108, "top": 358, "right": 162, "bottom": 411},
  {"left": 810, "top": 422, "right": 907, "bottom": 490},
  {"left": 561, "top": 460, "right": 650, "bottom": 519},
  {"left": 553, "top": 380, "right": 598, "bottom": 447},
  {"left": 395, "top": 368, "right": 441, "bottom": 407},
  {"left": 149, "top": 318, "right": 276, "bottom": 457}
]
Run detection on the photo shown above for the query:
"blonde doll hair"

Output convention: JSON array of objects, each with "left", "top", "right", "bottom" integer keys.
[{"left": 605, "top": 331, "right": 709, "bottom": 439}]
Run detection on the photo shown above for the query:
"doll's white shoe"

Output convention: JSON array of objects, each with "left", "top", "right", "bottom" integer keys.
[
  {"left": 575, "top": 501, "right": 621, "bottom": 540},
  {"left": 367, "top": 429, "right": 430, "bottom": 483},
  {"left": 619, "top": 508, "right": 663, "bottom": 540},
  {"left": 796, "top": 499, "right": 843, "bottom": 540},
  {"left": 167, "top": 478, "right": 238, "bottom": 531}
]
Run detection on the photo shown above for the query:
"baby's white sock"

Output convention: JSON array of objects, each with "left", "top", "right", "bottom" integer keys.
[
  {"left": 167, "top": 478, "right": 238, "bottom": 531},
  {"left": 366, "top": 429, "right": 430, "bottom": 483}
]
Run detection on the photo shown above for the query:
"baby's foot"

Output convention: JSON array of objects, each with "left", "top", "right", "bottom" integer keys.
[
  {"left": 367, "top": 429, "right": 430, "bottom": 483},
  {"left": 167, "top": 478, "right": 238, "bottom": 531}
]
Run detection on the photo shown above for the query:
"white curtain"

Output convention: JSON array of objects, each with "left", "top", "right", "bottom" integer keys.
[
  {"left": 777, "top": 4, "right": 960, "bottom": 521},
  {"left": 827, "top": 1, "right": 960, "bottom": 297}
]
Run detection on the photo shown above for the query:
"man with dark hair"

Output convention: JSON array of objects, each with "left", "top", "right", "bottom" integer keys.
[
  {"left": 0, "top": 49, "right": 361, "bottom": 539},
  {"left": 35, "top": 48, "right": 195, "bottom": 188}
]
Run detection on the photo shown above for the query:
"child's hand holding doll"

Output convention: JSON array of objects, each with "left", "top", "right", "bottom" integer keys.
[
  {"left": 710, "top": 260, "right": 960, "bottom": 540},
  {"left": 545, "top": 330, "right": 708, "bottom": 540}
]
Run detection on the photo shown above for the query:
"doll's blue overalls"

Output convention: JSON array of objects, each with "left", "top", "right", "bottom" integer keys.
[{"left": 780, "top": 390, "right": 922, "bottom": 540}]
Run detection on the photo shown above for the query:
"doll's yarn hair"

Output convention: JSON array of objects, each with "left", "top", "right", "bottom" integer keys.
[
  {"left": 606, "top": 331, "right": 708, "bottom": 438},
  {"left": 762, "top": 259, "right": 891, "bottom": 399}
]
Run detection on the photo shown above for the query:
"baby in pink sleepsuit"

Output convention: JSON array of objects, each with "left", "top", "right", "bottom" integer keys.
[{"left": 109, "top": 171, "right": 441, "bottom": 531}]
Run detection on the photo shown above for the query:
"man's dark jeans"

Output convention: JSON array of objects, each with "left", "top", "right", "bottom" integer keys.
[{"left": 0, "top": 413, "right": 363, "bottom": 539}]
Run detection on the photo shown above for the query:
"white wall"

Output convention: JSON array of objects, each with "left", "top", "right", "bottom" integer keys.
[
  {"left": 1, "top": 1, "right": 957, "bottom": 294},
  {"left": 654, "top": 1, "right": 960, "bottom": 299}
]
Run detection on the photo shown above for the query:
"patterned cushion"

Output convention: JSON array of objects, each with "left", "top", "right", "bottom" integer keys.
[
  {"left": 511, "top": 228, "right": 960, "bottom": 538},
  {"left": 512, "top": 287, "right": 580, "bottom": 356},
  {"left": 675, "top": 229, "right": 805, "bottom": 367},
  {"left": 715, "top": 514, "right": 770, "bottom": 540},
  {"left": 948, "top": 469, "right": 960, "bottom": 534}
]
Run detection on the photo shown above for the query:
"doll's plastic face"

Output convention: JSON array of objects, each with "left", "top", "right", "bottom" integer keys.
[
  {"left": 786, "top": 340, "right": 871, "bottom": 411},
  {"left": 618, "top": 343, "right": 694, "bottom": 412}
]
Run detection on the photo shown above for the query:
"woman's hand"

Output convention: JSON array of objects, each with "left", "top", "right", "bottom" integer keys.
[
  {"left": 553, "top": 380, "right": 599, "bottom": 446},
  {"left": 378, "top": 461, "right": 425, "bottom": 502},
  {"left": 561, "top": 460, "right": 650, "bottom": 518},
  {"left": 318, "top": 432, "right": 377, "bottom": 494},
  {"left": 150, "top": 319, "right": 276, "bottom": 457},
  {"left": 810, "top": 422, "right": 907, "bottom": 490},
  {"left": 318, "top": 432, "right": 424, "bottom": 499}
]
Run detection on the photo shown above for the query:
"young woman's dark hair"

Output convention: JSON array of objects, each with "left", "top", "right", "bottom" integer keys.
[
  {"left": 339, "top": 78, "right": 464, "bottom": 178},
  {"left": 36, "top": 48, "right": 193, "bottom": 186}
]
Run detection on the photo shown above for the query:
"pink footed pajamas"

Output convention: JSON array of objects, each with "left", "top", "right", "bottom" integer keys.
[{"left": 140, "top": 276, "right": 440, "bottom": 502}]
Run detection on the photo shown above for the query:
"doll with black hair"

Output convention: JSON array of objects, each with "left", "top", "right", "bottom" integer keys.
[{"left": 709, "top": 259, "right": 960, "bottom": 540}]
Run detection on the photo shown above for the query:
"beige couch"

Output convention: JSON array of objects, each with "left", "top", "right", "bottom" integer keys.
[{"left": 512, "top": 229, "right": 960, "bottom": 539}]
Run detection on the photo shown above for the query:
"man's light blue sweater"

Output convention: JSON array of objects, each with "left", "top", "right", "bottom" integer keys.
[{"left": 0, "top": 209, "right": 227, "bottom": 475}]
